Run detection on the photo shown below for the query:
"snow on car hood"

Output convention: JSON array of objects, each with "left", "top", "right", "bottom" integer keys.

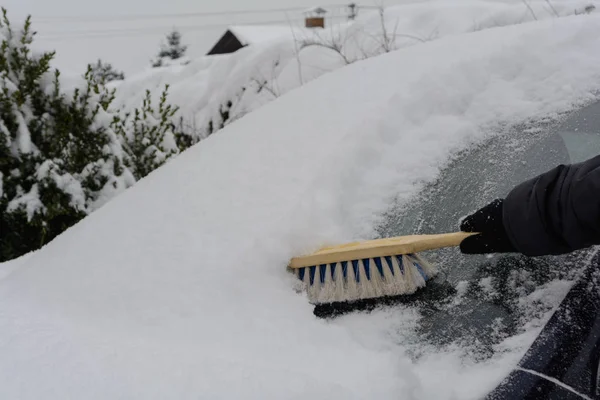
[{"left": 2, "top": 15, "right": 600, "bottom": 400}]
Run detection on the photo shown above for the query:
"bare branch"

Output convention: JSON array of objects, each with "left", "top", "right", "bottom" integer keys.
[
  {"left": 392, "top": 33, "right": 427, "bottom": 43},
  {"left": 521, "top": 0, "right": 538, "bottom": 20},
  {"left": 270, "top": 58, "right": 281, "bottom": 97},
  {"left": 248, "top": 58, "right": 282, "bottom": 100},
  {"left": 388, "top": 16, "right": 401, "bottom": 51},
  {"left": 300, "top": 39, "right": 352, "bottom": 65},
  {"left": 379, "top": 7, "right": 391, "bottom": 52},
  {"left": 544, "top": 0, "right": 560, "bottom": 17},
  {"left": 285, "top": 12, "right": 304, "bottom": 86}
]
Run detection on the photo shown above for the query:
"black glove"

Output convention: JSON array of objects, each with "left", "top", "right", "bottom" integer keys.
[{"left": 459, "top": 199, "right": 517, "bottom": 254}]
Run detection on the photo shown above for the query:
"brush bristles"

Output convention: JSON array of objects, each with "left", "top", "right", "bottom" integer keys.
[{"left": 296, "top": 253, "right": 437, "bottom": 304}]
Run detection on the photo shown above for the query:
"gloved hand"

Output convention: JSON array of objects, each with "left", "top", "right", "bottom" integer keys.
[{"left": 459, "top": 199, "right": 517, "bottom": 254}]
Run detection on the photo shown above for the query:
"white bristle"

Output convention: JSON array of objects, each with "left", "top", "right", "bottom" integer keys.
[
  {"left": 314, "top": 266, "right": 326, "bottom": 303},
  {"left": 307, "top": 267, "right": 321, "bottom": 301},
  {"left": 344, "top": 262, "right": 359, "bottom": 302},
  {"left": 390, "top": 256, "right": 408, "bottom": 294},
  {"left": 356, "top": 260, "right": 373, "bottom": 299},
  {"left": 299, "top": 267, "right": 311, "bottom": 297},
  {"left": 317, "top": 265, "right": 333, "bottom": 304},
  {"left": 302, "top": 253, "right": 439, "bottom": 305},
  {"left": 380, "top": 257, "right": 397, "bottom": 293},
  {"left": 333, "top": 262, "right": 345, "bottom": 300},
  {"left": 297, "top": 268, "right": 307, "bottom": 288},
  {"left": 402, "top": 255, "right": 424, "bottom": 292},
  {"left": 367, "top": 258, "right": 385, "bottom": 299}
]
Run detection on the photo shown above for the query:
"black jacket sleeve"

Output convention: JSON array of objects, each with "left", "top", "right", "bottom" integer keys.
[{"left": 503, "top": 154, "right": 600, "bottom": 256}]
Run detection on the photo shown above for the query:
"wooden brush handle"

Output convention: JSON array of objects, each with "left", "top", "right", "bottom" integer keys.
[
  {"left": 407, "top": 231, "right": 477, "bottom": 250},
  {"left": 289, "top": 231, "right": 477, "bottom": 269}
]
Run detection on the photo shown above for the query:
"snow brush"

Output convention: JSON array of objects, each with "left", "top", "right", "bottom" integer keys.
[{"left": 289, "top": 232, "right": 476, "bottom": 304}]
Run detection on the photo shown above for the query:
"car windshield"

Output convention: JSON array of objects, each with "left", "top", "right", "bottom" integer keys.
[{"left": 322, "top": 101, "right": 600, "bottom": 365}]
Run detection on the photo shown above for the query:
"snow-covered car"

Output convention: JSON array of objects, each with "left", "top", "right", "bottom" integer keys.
[
  {"left": 2, "top": 11, "right": 600, "bottom": 400},
  {"left": 373, "top": 99, "right": 600, "bottom": 399}
]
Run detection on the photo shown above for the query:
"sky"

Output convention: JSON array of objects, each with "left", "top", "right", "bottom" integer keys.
[{"left": 2, "top": 0, "right": 400, "bottom": 76}]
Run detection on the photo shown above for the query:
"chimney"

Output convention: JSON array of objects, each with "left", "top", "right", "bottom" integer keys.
[{"left": 304, "top": 7, "right": 327, "bottom": 28}]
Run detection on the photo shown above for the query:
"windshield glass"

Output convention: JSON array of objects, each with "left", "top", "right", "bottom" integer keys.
[
  {"left": 560, "top": 131, "right": 600, "bottom": 163},
  {"left": 321, "top": 101, "right": 600, "bottom": 377},
  {"left": 558, "top": 102, "right": 600, "bottom": 163}
]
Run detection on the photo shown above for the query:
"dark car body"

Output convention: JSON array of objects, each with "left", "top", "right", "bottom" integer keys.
[{"left": 488, "top": 254, "right": 600, "bottom": 399}]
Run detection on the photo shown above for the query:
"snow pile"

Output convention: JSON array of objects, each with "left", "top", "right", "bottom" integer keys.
[
  {"left": 110, "top": 0, "right": 597, "bottom": 141},
  {"left": 1, "top": 12, "right": 600, "bottom": 400},
  {"left": 6, "top": 184, "right": 44, "bottom": 219},
  {"left": 228, "top": 25, "right": 323, "bottom": 46}
]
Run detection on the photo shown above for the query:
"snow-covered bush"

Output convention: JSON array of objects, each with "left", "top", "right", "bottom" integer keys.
[
  {"left": 111, "top": 86, "right": 182, "bottom": 179},
  {"left": 89, "top": 59, "right": 125, "bottom": 83},
  {"left": 0, "top": 10, "right": 191, "bottom": 261},
  {"left": 0, "top": 9, "right": 136, "bottom": 261}
]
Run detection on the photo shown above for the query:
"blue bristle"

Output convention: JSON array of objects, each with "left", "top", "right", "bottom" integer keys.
[
  {"left": 351, "top": 260, "right": 360, "bottom": 283},
  {"left": 374, "top": 257, "right": 384, "bottom": 277},
  {"left": 319, "top": 264, "right": 327, "bottom": 284},
  {"left": 412, "top": 257, "right": 428, "bottom": 280},
  {"left": 396, "top": 255, "right": 405, "bottom": 275},
  {"left": 298, "top": 267, "right": 306, "bottom": 281},
  {"left": 309, "top": 266, "right": 317, "bottom": 285},
  {"left": 384, "top": 256, "right": 394, "bottom": 275},
  {"left": 363, "top": 258, "right": 371, "bottom": 281},
  {"left": 341, "top": 261, "right": 348, "bottom": 279},
  {"left": 330, "top": 263, "right": 337, "bottom": 280}
]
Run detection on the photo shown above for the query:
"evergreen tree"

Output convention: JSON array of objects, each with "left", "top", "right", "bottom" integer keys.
[
  {"left": 0, "top": 9, "right": 135, "bottom": 262},
  {"left": 152, "top": 29, "right": 187, "bottom": 68},
  {"left": 89, "top": 59, "right": 125, "bottom": 83}
]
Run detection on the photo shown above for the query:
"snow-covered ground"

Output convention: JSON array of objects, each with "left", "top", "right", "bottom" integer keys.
[{"left": 2, "top": 7, "right": 600, "bottom": 398}]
